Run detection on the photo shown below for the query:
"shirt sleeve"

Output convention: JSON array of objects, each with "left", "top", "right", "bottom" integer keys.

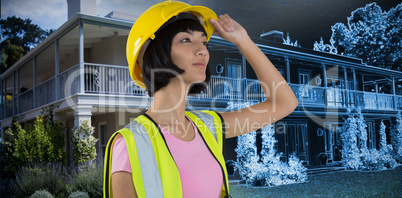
[{"left": 111, "top": 135, "right": 132, "bottom": 175}]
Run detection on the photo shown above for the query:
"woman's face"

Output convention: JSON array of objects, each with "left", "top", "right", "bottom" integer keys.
[{"left": 170, "top": 30, "right": 209, "bottom": 85}]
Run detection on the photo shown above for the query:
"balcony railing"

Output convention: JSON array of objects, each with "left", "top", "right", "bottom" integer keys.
[
  {"left": 84, "top": 63, "right": 146, "bottom": 96},
  {"left": 3, "top": 62, "right": 402, "bottom": 119}
]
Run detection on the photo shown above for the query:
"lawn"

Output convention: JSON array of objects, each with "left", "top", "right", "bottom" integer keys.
[{"left": 229, "top": 166, "right": 401, "bottom": 198}]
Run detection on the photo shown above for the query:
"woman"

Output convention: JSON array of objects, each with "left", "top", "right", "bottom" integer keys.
[{"left": 104, "top": 1, "right": 298, "bottom": 198}]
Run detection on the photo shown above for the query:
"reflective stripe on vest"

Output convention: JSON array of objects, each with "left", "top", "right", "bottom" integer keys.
[{"left": 103, "top": 110, "right": 229, "bottom": 198}]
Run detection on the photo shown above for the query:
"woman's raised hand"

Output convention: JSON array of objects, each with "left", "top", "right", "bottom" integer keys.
[{"left": 209, "top": 14, "right": 249, "bottom": 46}]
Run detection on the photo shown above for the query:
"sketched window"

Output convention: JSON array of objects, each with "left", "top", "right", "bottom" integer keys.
[
  {"left": 300, "top": 73, "right": 310, "bottom": 85},
  {"left": 226, "top": 59, "right": 242, "bottom": 94}
]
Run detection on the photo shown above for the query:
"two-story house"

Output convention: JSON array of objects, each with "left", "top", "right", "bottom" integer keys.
[{"left": 2, "top": 0, "right": 401, "bottom": 166}]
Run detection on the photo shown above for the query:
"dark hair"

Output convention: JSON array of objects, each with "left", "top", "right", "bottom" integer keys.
[{"left": 142, "top": 19, "right": 211, "bottom": 97}]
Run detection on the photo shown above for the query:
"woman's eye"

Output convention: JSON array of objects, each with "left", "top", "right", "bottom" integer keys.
[
  {"left": 181, "top": 38, "right": 191, "bottom": 43},
  {"left": 202, "top": 41, "right": 208, "bottom": 46}
]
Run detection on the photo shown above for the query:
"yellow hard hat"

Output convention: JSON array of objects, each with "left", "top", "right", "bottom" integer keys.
[{"left": 126, "top": 0, "right": 217, "bottom": 89}]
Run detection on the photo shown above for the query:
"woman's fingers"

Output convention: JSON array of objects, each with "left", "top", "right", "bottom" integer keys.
[{"left": 217, "top": 14, "right": 234, "bottom": 32}]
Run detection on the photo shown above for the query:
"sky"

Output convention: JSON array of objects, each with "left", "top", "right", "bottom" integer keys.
[{"left": 1, "top": 0, "right": 401, "bottom": 49}]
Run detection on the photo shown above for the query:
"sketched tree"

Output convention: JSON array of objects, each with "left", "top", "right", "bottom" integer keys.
[
  {"left": 356, "top": 108, "right": 368, "bottom": 154},
  {"left": 231, "top": 101, "right": 307, "bottom": 186},
  {"left": 390, "top": 111, "right": 402, "bottom": 161},
  {"left": 230, "top": 102, "right": 260, "bottom": 183},
  {"left": 339, "top": 108, "right": 361, "bottom": 170},
  {"left": 328, "top": 2, "right": 402, "bottom": 71}
]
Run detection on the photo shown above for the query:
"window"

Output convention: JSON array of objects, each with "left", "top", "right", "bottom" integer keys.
[
  {"left": 327, "top": 77, "right": 344, "bottom": 88},
  {"left": 99, "top": 122, "right": 107, "bottom": 157}
]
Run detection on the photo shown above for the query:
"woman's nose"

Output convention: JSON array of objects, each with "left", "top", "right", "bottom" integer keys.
[{"left": 196, "top": 43, "right": 208, "bottom": 57}]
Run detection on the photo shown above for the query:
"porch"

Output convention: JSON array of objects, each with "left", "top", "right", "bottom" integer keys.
[{"left": 3, "top": 63, "right": 402, "bottom": 122}]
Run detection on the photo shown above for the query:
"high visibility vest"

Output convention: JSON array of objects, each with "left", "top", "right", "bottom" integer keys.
[{"left": 103, "top": 110, "right": 230, "bottom": 198}]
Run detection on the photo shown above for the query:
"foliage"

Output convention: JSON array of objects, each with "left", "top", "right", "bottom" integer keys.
[
  {"left": 261, "top": 125, "right": 307, "bottom": 186},
  {"left": 1, "top": 40, "right": 24, "bottom": 73},
  {"left": 2, "top": 116, "right": 54, "bottom": 172},
  {"left": 68, "top": 191, "right": 89, "bottom": 198},
  {"left": 327, "top": 2, "right": 402, "bottom": 71},
  {"left": 356, "top": 108, "right": 368, "bottom": 153},
  {"left": 42, "top": 104, "right": 66, "bottom": 164},
  {"left": 230, "top": 102, "right": 307, "bottom": 187},
  {"left": 0, "top": 16, "right": 53, "bottom": 73},
  {"left": 339, "top": 108, "right": 398, "bottom": 171},
  {"left": 10, "top": 158, "right": 104, "bottom": 198},
  {"left": 390, "top": 111, "right": 402, "bottom": 161},
  {"left": 30, "top": 190, "right": 54, "bottom": 198},
  {"left": 234, "top": 131, "right": 260, "bottom": 183},
  {"left": 1, "top": 106, "right": 65, "bottom": 173},
  {"left": 379, "top": 121, "right": 387, "bottom": 149},
  {"left": 13, "top": 163, "right": 68, "bottom": 198},
  {"left": 67, "top": 157, "right": 104, "bottom": 198},
  {"left": 339, "top": 108, "right": 361, "bottom": 169},
  {"left": 282, "top": 33, "right": 300, "bottom": 47},
  {"left": 313, "top": 37, "right": 338, "bottom": 54},
  {"left": 72, "top": 120, "right": 98, "bottom": 170}
]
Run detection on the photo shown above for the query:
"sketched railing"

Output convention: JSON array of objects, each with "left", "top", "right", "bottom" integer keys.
[
  {"left": 290, "top": 84, "right": 326, "bottom": 106},
  {"left": 195, "top": 76, "right": 244, "bottom": 101},
  {"left": 355, "top": 91, "right": 394, "bottom": 110},
  {"left": 245, "top": 79, "right": 265, "bottom": 102}
]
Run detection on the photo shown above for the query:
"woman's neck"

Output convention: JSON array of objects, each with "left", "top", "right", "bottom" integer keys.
[{"left": 147, "top": 78, "right": 191, "bottom": 124}]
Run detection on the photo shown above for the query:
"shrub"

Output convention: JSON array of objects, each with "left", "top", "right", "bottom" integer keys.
[
  {"left": 340, "top": 108, "right": 398, "bottom": 171},
  {"left": 390, "top": 111, "right": 402, "bottom": 162},
  {"left": 68, "top": 191, "right": 89, "bottom": 198},
  {"left": 30, "top": 189, "right": 54, "bottom": 198},
  {"left": 339, "top": 108, "right": 361, "bottom": 170},
  {"left": 234, "top": 122, "right": 307, "bottom": 187},
  {"left": 13, "top": 163, "right": 68, "bottom": 197},
  {"left": 1, "top": 105, "right": 65, "bottom": 174},
  {"left": 68, "top": 157, "right": 103, "bottom": 198},
  {"left": 72, "top": 120, "right": 98, "bottom": 170}
]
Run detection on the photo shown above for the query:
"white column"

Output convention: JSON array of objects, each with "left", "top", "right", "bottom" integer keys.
[
  {"left": 79, "top": 21, "right": 85, "bottom": 94},
  {"left": 392, "top": 76, "right": 396, "bottom": 110},
  {"left": 33, "top": 56, "right": 37, "bottom": 108},
  {"left": 285, "top": 56, "right": 290, "bottom": 83},
  {"left": 72, "top": 105, "right": 92, "bottom": 129},
  {"left": 55, "top": 39, "right": 60, "bottom": 100},
  {"left": 322, "top": 63, "right": 327, "bottom": 106}
]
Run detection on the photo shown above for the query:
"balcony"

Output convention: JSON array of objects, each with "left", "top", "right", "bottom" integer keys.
[{"left": 3, "top": 63, "right": 402, "bottom": 119}]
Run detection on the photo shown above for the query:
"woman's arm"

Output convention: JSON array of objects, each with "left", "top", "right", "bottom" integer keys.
[
  {"left": 112, "top": 172, "right": 138, "bottom": 198},
  {"left": 210, "top": 15, "right": 298, "bottom": 138}
]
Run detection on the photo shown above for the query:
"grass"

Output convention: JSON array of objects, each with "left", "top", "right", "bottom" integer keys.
[{"left": 229, "top": 166, "right": 401, "bottom": 198}]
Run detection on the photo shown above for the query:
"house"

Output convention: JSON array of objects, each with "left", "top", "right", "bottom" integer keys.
[{"left": 2, "top": 0, "right": 401, "bottom": 167}]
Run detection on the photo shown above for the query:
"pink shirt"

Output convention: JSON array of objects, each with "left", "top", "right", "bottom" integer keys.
[{"left": 111, "top": 116, "right": 223, "bottom": 197}]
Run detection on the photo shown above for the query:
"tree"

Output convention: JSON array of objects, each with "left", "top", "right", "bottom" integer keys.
[
  {"left": 339, "top": 108, "right": 361, "bottom": 170},
  {"left": 390, "top": 111, "right": 402, "bottom": 161},
  {"left": 321, "top": 2, "right": 402, "bottom": 71},
  {"left": 1, "top": 40, "right": 24, "bottom": 73},
  {"left": 0, "top": 16, "right": 53, "bottom": 72}
]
